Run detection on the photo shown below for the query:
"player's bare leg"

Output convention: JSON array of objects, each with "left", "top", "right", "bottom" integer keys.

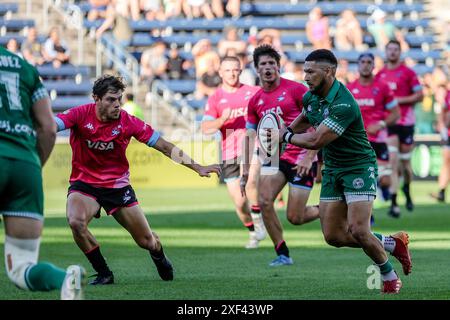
[
  {"left": 114, "top": 205, "right": 173, "bottom": 281},
  {"left": 399, "top": 143, "right": 414, "bottom": 211},
  {"left": 4, "top": 217, "right": 85, "bottom": 299},
  {"left": 245, "top": 159, "right": 266, "bottom": 247},
  {"left": 431, "top": 147, "right": 450, "bottom": 202},
  {"left": 286, "top": 186, "right": 319, "bottom": 225},
  {"left": 387, "top": 135, "right": 401, "bottom": 218},
  {"left": 258, "top": 171, "right": 292, "bottom": 266},
  {"left": 66, "top": 192, "right": 113, "bottom": 285}
]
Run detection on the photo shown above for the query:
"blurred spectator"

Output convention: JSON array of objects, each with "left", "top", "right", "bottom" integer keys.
[
  {"left": 253, "top": 29, "right": 287, "bottom": 67},
  {"left": 281, "top": 60, "right": 296, "bottom": 81},
  {"left": 139, "top": 0, "right": 166, "bottom": 21},
  {"left": 87, "top": 0, "right": 110, "bottom": 21},
  {"left": 95, "top": 0, "right": 140, "bottom": 44},
  {"left": 195, "top": 58, "right": 222, "bottom": 98},
  {"left": 192, "top": 39, "right": 220, "bottom": 79},
  {"left": 373, "top": 55, "right": 384, "bottom": 74},
  {"left": 6, "top": 38, "right": 23, "bottom": 58},
  {"left": 166, "top": 44, "right": 191, "bottom": 79},
  {"left": 217, "top": 26, "right": 247, "bottom": 57},
  {"left": 306, "top": 6, "right": 331, "bottom": 50},
  {"left": 415, "top": 80, "right": 437, "bottom": 134},
  {"left": 21, "top": 27, "right": 45, "bottom": 66},
  {"left": 163, "top": 0, "right": 183, "bottom": 19},
  {"left": 335, "top": 58, "right": 356, "bottom": 85},
  {"left": 182, "top": 0, "right": 214, "bottom": 20},
  {"left": 43, "top": 27, "right": 71, "bottom": 68},
  {"left": 334, "top": 10, "right": 365, "bottom": 51},
  {"left": 122, "top": 93, "right": 145, "bottom": 120},
  {"left": 236, "top": 52, "right": 256, "bottom": 86},
  {"left": 225, "top": 0, "right": 240, "bottom": 18},
  {"left": 367, "top": 9, "right": 409, "bottom": 51},
  {"left": 210, "top": 0, "right": 225, "bottom": 18},
  {"left": 140, "top": 41, "right": 168, "bottom": 86}
]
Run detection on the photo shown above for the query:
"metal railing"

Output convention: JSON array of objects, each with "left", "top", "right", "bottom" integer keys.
[{"left": 96, "top": 33, "right": 140, "bottom": 98}]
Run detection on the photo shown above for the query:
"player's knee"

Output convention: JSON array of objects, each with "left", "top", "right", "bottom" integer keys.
[
  {"left": 258, "top": 194, "right": 273, "bottom": 211},
  {"left": 67, "top": 216, "right": 87, "bottom": 235},
  {"left": 287, "top": 211, "right": 305, "bottom": 225},
  {"left": 4, "top": 236, "right": 39, "bottom": 290},
  {"left": 137, "top": 232, "right": 160, "bottom": 251},
  {"left": 323, "top": 233, "right": 345, "bottom": 248},
  {"left": 348, "top": 224, "right": 369, "bottom": 243}
]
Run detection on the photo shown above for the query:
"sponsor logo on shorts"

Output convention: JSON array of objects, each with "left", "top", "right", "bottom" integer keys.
[
  {"left": 353, "top": 178, "right": 364, "bottom": 189},
  {"left": 123, "top": 190, "right": 131, "bottom": 203}
]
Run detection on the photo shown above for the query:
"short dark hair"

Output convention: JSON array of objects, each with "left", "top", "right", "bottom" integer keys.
[
  {"left": 221, "top": 55, "right": 241, "bottom": 65},
  {"left": 252, "top": 44, "right": 281, "bottom": 68},
  {"left": 358, "top": 52, "right": 375, "bottom": 61},
  {"left": 126, "top": 93, "right": 134, "bottom": 101},
  {"left": 92, "top": 74, "right": 126, "bottom": 99},
  {"left": 386, "top": 39, "right": 401, "bottom": 49},
  {"left": 305, "top": 49, "right": 338, "bottom": 67}
]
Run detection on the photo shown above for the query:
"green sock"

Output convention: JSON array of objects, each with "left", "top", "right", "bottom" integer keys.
[
  {"left": 26, "top": 262, "right": 66, "bottom": 291},
  {"left": 372, "top": 232, "right": 383, "bottom": 242},
  {"left": 377, "top": 260, "right": 394, "bottom": 274}
]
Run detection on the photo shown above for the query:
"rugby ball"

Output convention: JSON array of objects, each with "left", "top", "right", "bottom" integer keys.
[{"left": 257, "top": 112, "right": 286, "bottom": 158}]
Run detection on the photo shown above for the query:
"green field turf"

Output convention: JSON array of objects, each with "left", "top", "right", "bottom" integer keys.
[{"left": 0, "top": 181, "right": 449, "bottom": 300}]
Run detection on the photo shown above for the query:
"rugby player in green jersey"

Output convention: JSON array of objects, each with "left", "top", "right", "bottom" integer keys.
[
  {"left": 0, "top": 46, "right": 85, "bottom": 299},
  {"left": 267, "top": 49, "right": 412, "bottom": 294}
]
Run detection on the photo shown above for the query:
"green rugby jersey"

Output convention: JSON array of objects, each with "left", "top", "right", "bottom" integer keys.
[
  {"left": 302, "top": 79, "right": 376, "bottom": 169},
  {"left": 0, "top": 46, "right": 49, "bottom": 167}
]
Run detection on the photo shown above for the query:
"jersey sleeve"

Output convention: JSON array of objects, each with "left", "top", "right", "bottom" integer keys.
[
  {"left": 30, "top": 67, "right": 49, "bottom": 105},
  {"left": 408, "top": 69, "right": 422, "bottom": 93},
  {"left": 245, "top": 95, "right": 258, "bottom": 130},
  {"left": 55, "top": 105, "right": 82, "bottom": 131},
  {"left": 322, "top": 103, "right": 356, "bottom": 136},
  {"left": 202, "top": 94, "right": 218, "bottom": 121},
  {"left": 383, "top": 83, "right": 398, "bottom": 110},
  {"left": 128, "top": 113, "right": 160, "bottom": 147}
]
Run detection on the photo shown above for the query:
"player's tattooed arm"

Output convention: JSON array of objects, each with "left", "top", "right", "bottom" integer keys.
[
  {"left": 277, "top": 122, "right": 338, "bottom": 150},
  {"left": 288, "top": 112, "right": 311, "bottom": 134},
  {"left": 153, "top": 137, "right": 221, "bottom": 177}
]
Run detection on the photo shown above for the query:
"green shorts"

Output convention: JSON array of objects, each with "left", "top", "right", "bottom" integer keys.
[
  {"left": 0, "top": 157, "right": 44, "bottom": 221},
  {"left": 320, "top": 164, "right": 378, "bottom": 203}
]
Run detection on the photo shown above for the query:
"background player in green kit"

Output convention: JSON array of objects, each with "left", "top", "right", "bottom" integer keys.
[
  {"left": 267, "top": 49, "right": 412, "bottom": 294},
  {"left": 0, "top": 46, "right": 85, "bottom": 299}
]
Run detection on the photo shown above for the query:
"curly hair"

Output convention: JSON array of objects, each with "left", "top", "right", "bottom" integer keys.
[
  {"left": 92, "top": 74, "right": 126, "bottom": 99},
  {"left": 252, "top": 44, "right": 281, "bottom": 68}
]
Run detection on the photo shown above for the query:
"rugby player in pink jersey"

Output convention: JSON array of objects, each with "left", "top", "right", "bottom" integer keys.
[
  {"left": 201, "top": 56, "right": 266, "bottom": 249},
  {"left": 54, "top": 75, "right": 221, "bottom": 285},
  {"left": 431, "top": 88, "right": 450, "bottom": 202},
  {"left": 241, "top": 45, "right": 320, "bottom": 267},
  {"left": 375, "top": 40, "right": 423, "bottom": 218},
  {"left": 347, "top": 52, "right": 400, "bottom": 224}
]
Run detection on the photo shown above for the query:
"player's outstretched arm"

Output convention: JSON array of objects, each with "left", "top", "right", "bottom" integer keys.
[
  {"left": 276, "top": 121, "right": 339, "bottom": 150},
  {"left": 289, "top": 113, "right": 312, "bottom": 133},
  {"left": 32, "top": 97, "right": 56, "bottom": 166},
  {"left": 153, "top": 136, "right": 221, "bottom": 177}
]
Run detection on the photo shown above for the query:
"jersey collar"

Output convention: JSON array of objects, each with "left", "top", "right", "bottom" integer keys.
[{"left": 324, "top": 79, "right": 340, "bottom": 104}]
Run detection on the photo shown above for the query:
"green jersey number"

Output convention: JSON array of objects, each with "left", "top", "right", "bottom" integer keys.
[{"left": 0, "top": 70, "right": 22, "bottom": 111}]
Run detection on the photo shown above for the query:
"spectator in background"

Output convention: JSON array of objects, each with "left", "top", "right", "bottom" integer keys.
[
  {"left": 140, "top": 41, "right": 168, "bottom": 86},
  {"left": 367, "top": 9, "right": 409, "bottom": 51},
  {"left": 166, "top": 43, "right": 191, "bottom": 80},
  {"left": 5, "top": 38, "right": 23, "bottom": 58},
  {"left": 334, "top": 9, "right": 365, "bottom": 51},
  {"left": 236, "top": 52, "right": 256, "bottom": 86},
  {"left": 21, "top": 27, "right": 45, "bottom": 66},
  {"left": 95, "top": 0, "right": 140, "bottom": 44},
  {"left": 163, "top": 0, "right": 183, "bottom": 19},
  {"left": 335, "top": 58, "right": 356, "bottom": 85},
  {"left": 87, "top": 0, "right": 110, "bottom": 21},
  {"left": 225, "top": 0, "right": 240, "bottom": 18},
  {"left": 139, "top": 0, "right": 166, "bottom": 21},
  {"left": 182, "top": 0, "right": 214, "bottom": 20},
  {"left": 306, "top": 6, "right": 331, "bottom": 50},
  {"left": 43, "top": 27, "right": 71, "bottom": 68},
  {"left": 217, "top": 26, "right": 247, "bottom": 57},
  {"left": 196, "top": 58, "right": 222, "bottom": 99},
  {"left": 122, "top": 93, "right": 145, "bottom": 120},
  {"left": 192, "top": 38, "right": 220, "bottom": 79}
]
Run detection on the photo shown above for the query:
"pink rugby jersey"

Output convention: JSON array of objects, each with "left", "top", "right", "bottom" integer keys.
[
  {"left": 246, "top": 78, "right": 309, "bottom": 165},
  {"left": 375, "top": 64, "right": 422, "bottom": 126},
  {"left": 203, "top": 84, "right": 260, "bottom": 161},
  {"left": 55, "top": 103, "right": 160, "bottom": 188},
  {"left": 347, "top": 78, "right": 398, "bottom": 143}
]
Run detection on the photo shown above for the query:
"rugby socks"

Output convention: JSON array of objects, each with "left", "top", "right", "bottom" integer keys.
[
  {"left": 391, "top": 193, "right": 398, "bottom": 206},
  {"left": 244, "top": 222, "right": 255, "bottom": 231},
  {"left": 377, "top": 260, "right": 398, "bottom": 281},
  {"left": 372, "top": 232, "right": 396, "bottom": 253},
  {"left": 380, "top": 186, "right": 391, "bottom": 201},
  {"left": 402, "top": 183, "right": 412, "bottom": 202},
  {"left": 26, "top": 262, "right": 66, "bottom": 291},
  {"left": 275, "top": 240, "right": 289, "bottom": 257},
  {"left": 251, "top": 205, "right": 261, "bottom": 215},
  {"left": 85, "top": 246, "right": 112, "bottom": 276}
]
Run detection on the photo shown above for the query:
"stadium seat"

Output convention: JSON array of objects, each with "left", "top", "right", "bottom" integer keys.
[
  {"left": 51, "top": 96, "right": 94, "bottom": 112},
  {"left": 0, "top": 34, "right": 46, "bottom": 46},
  {"left": 0, "top": 3, "right": 18, "bottom": 16},
  {"left": 44, "top": 80, "right": 92, "bottom": 95},
  {"left": 37, "top": 65, "right": 90, "bottom": 79},
  {"left": 186, "top": 98, "right": 207, "bottom": 110},
  {"left": 0, "top": 19, "right": 35, "bottom": 31},
  {"left": 161, "top": 80, "right": 196, "bottom": 94}
]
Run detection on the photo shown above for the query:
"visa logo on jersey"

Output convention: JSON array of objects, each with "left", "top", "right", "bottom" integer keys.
[
  {"left": 86, "top": 140, "right": 114, "bottom": 150},
  {"left": 261, "top": 106, "right": 283, "bottom": 117},
  {"left": 229, "top": 107, "right": 247, "bottom": 119}
]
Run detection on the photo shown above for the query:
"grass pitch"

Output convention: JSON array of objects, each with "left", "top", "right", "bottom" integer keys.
[{"left": 0, "top": 181, "right": 449, "bottom": 300}]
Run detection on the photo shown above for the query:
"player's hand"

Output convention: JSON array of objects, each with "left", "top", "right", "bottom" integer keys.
[
  {"left": 293, "top": 157, "right": 312, "bottom": 177},
  {"left": 197, "top": 164, "right": 221, "bottom": 177},
  {"left": 366, "top": 124, "right": 381, "bottom": 135},
  {"left": 240, "top": 173, "right": 249, "bottom": 197},
  {"left": 220, "top": 108, "right": 232, "bottom": 122}
]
